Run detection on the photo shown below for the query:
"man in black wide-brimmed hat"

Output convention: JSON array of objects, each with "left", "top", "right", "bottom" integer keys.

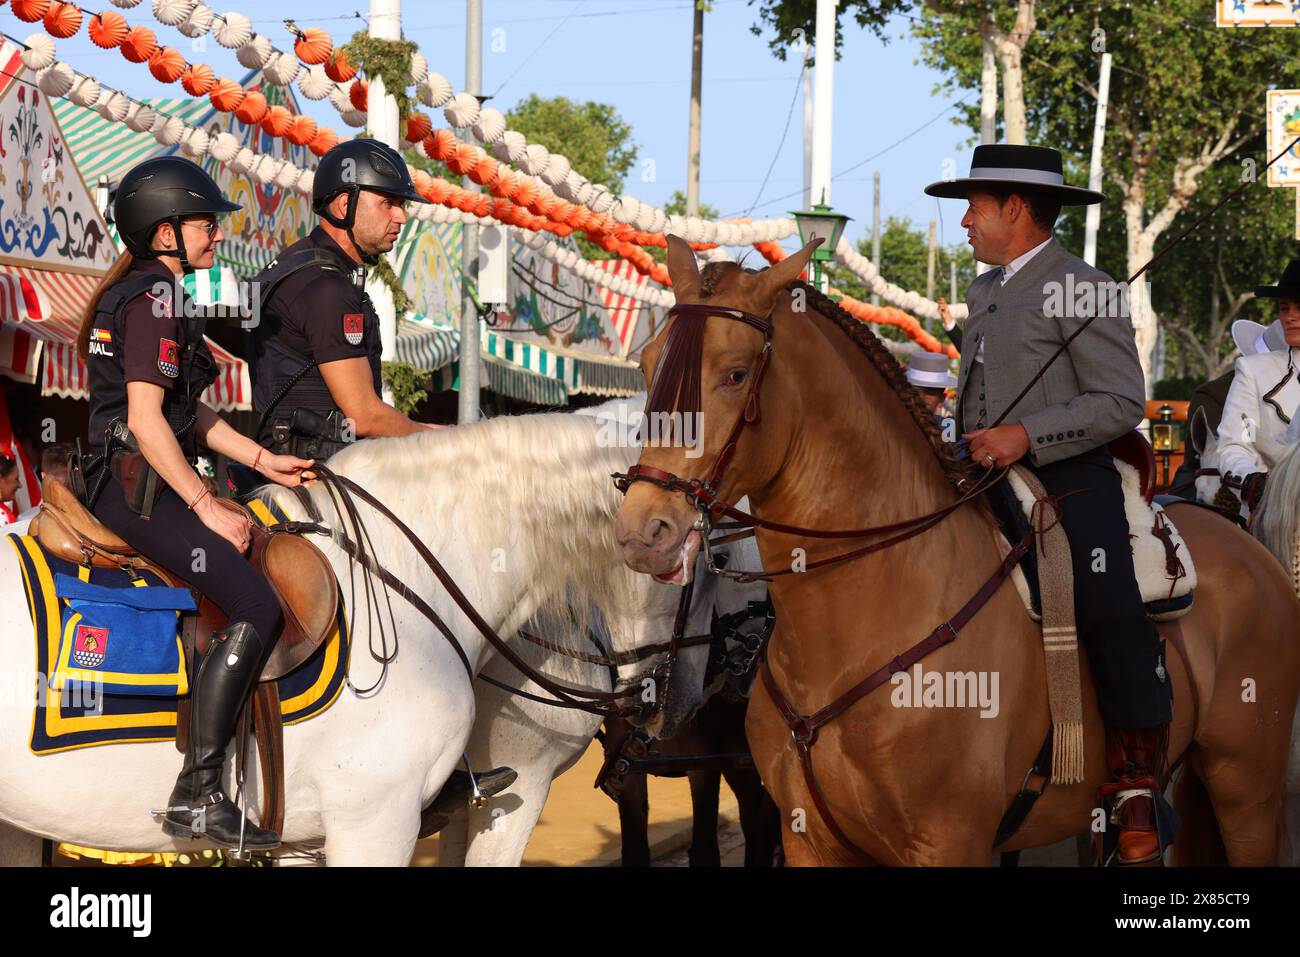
[{"left": 926, "top": 144, "right": 1174, "bottom": 866}]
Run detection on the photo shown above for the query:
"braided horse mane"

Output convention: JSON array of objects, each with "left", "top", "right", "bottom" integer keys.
[{"left": 694, "top": 261, "right": 970, "bottom": 492}]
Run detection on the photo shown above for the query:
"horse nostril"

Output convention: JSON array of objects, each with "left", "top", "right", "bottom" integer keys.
[{"left": 644, "top": 516, "right": 676, "bottom": 549}]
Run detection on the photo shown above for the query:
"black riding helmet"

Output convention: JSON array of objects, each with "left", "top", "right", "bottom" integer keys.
[
  {"left": 114, "top": 156, "right": 240, "bottom": 273},
  {"left": 312, "top": 139, "right": 428, "bottom": 264}
]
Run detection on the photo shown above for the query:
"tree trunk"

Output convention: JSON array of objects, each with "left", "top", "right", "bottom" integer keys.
[{"left": 985, "top": 1, "right": 1036, "bottom": 145}]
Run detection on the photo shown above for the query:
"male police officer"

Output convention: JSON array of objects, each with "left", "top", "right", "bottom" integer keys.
[
  {"left": 250, "top": 139, "right": 515, "bottom": 820},
  {"left": 250, "top": 139, "right": 433, "bottom": 458}
]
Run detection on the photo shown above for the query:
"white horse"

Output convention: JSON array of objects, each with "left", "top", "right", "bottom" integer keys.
[
  {"left": 0, "top": 412, "right": 674, "bottom": 866},
  {"left": 1253, "top": 437, "right": 1300, "bottom": 864}
]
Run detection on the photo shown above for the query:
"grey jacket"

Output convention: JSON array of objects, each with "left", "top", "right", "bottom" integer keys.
[{"left": 956, "top": 238, "right": 1146, "bottom": 467}]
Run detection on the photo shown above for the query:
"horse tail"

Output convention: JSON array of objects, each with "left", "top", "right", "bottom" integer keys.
[
  {"left": 1169, "top": 759, "right": 1228, "bottom": 866},
  {"left": 1254, "top": 439, "right": 1300, "bottom": 599}
]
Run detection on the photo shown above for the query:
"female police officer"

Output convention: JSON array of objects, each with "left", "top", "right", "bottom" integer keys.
[{"left": 78, "top": 156, "right": 313, "bottom": 850}]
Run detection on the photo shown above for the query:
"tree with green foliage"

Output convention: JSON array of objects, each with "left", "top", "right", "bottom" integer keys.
[
  {"left": 504, "top": 94, "right": 639, "bottom": 260},
  {"left": 756, "top": 0, "right": 1295, "bottom": 392}
]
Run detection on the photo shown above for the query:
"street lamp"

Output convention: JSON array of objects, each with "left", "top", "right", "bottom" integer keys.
[
  {"left": 1150, "top": 403, "right": 1181, "bottom": 488},
  {"left": 791, "top": 190, "right": 850, "bottom": 294}
]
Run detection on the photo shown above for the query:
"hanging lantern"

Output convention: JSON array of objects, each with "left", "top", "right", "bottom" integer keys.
[
  {"left": 148, "top": 47, "right": 187, "bottom": 84},
  {"left": 208, "top": 78, "right": 246, "bottom": 113},
  {"left": 233, "top": 89, "right": 268, "bottom": 125},
  {"left": 120, "top": 27, "right": 158, "bottom": 64},
  {"left": 11, "top": 1, "right": 52, "bottom": 25},
  {"left": 43, "top": 2, "right": 84, "bottom": 39},
  {"left": 309, "top": 127, "right": 340, "bottom": 157},
  {"left": 88, "top": 11, "right": 130, "bottom": 49},
  {"left": 348, "top": 78, "right": 368, "bottom": 112},
  {"left": 293, "top": 26, "right": 332, "bottom": 66},
  {"left": 323, "top": 49, "right": 355, "bottom": 83},
  {"left": 181, "top": 63, "right": 215, "bottom": 96}
]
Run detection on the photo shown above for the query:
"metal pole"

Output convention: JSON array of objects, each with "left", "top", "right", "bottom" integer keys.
[
  {"left": 686, "top": 3, "right": 703, "bottom": 218},
  {"left": 802, "top": 35, "right": 813, "bottom": 209},
  {"left": 871, "top": 171, "right": 880, "bottom": 307},
  {"left": 926, "top": 218, "right": 936, "bottom": 334},
  {"left": 366, "top": 0, "right": 401, "bottom": 403},
  {"left": 976, "top": 29, "right": 997, "bottom": 277},
  {"left": 1083, "top": 52, "right": 1112, "bottom": 267},
  {"left": 809, "top": 0, "right": 837, "bottom": 210},
  {"left": 459, "top": 0, "right": 482, "bottom": 424}
]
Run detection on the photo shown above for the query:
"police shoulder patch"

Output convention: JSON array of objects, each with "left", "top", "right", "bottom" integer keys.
[
  {"left": 343, "top": 313, "right": 364, "bottom": 346},
  {"left": 157, "top": 338, "right": 180, "bottom": 378}
]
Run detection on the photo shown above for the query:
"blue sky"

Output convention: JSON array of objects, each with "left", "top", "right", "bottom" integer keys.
[{"left": 9, "top": 0, "right": 982, "bottom": 250}]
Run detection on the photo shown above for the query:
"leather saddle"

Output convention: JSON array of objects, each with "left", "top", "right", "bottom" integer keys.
[{"left": 32, "top": 477, "right": 340, "bottom": 836}]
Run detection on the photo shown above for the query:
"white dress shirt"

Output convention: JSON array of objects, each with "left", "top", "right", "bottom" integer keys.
[{"left": 974, "top": 236, "right": 1054, "bottom": 363}]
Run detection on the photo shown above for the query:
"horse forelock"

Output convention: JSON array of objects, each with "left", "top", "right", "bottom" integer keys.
[{"left": 270, "top": 414, "right": 654, "bottom": 643}]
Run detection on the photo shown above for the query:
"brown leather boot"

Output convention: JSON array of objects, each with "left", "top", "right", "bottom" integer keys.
[{"left": 1097, "top": 724, "right": 1169, "bottom": 866}]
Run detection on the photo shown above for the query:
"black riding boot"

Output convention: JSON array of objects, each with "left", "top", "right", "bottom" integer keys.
[{"left": 161, "top": 621, "right": 280, "bottom": 850}]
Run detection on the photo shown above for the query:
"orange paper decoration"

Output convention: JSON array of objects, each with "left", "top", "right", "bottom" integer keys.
[
  {"left": 286, "top": 114, "right": 318, "bottom": 146},
  {"left": 233, "top": 90, "right": 268, "bottom": 125},
  {"left": 293, "top": 27, "right": 332, "bottom": 66},
  {"left": 11, "top": 0, "right": 51, "bottom": 24},
  {"left": 424, "top": 129, "right": 457, "bottom": 162},
  {"left": 404, "top": 114, "right": 432, "bottom": 144},
  {"left": 473, "top": 157, "right": 500, "bottom": 187},
  {"left": 148, "top": 47, "right": 186, "bottom": 84},
  {"left": 309, "top": 128, "right": 340, "bottom": 157},
  {"left": 88, "top": 10, "right": 129, "bottom": 49},
  {"left": 348, "top": 78, "right": 368, "bottom": 112},
  {"left": 260, "top": 105, "right": 293, "bottom": 138},
  {"left": 323, "top": 49, "right": 356, "bottom": 83},
  {"left": 120, "top": 27, "right": 158, "bottom": 64},
  {"left": 209, "top": 78, "right": 246, "bottom": 113},
  {"left": 181, "top": 64, "right": 215, "bottom": 96},
  {"left": 43, "top": 2, "right": 83, "bottom": 39}
]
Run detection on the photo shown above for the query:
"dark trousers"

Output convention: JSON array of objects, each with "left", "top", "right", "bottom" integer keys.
[
  {"left": 991, "top": 449, "right": 1174, "bottom": 728},
  {"left": 93, "top": 475, "right": 282, "bottom": 643}
]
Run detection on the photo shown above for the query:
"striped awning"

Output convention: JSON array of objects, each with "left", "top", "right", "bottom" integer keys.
[
  {"left": 394, "top": 316, "right": 459, "bottom": 371},
  {"left": 0, "top": 264, "right": 250, "bottom": 411},
  {"left": 590, "top": 258, "right": 652, "bottom": 357}
]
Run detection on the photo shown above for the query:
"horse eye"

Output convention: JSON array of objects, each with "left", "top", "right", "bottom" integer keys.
[{"left": 726, "top": 368, "right": 747, "bottom": 386}]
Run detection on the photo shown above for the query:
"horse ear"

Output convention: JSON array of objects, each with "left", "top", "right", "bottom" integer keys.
[
  {"left": 665, "top": 234, "right": 701, "bottom": 298},
  {"left": 753, "top": 238, "right": 823, "bottom": 308}
]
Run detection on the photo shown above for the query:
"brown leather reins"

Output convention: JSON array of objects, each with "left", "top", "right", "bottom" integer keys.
[{"left": 285, "top": 466, "right": 689, "bottom": 719}]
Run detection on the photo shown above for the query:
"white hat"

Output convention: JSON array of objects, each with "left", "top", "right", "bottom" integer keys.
[
  {"left": 1231, "top": 319, "right": 1288, "bottom": 357},
  {"left": 906, "top": 351, "right": 957, "bottom": 390}
]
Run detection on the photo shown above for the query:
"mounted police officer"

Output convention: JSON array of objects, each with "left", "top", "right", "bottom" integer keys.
[
  {"left": 926, "top": 145, "right": 1174, "bottom": 866},
  {"left": 249, "top": 139, "right": 435, "bottom": 462},
  {"left": 78, "top": 156, "right": 314, "bottom": 850}
]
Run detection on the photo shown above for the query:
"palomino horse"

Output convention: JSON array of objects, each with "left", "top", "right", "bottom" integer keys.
[
  {"left": 0, "top": 412, "right": 674, "bottom": 866},
  {"left": 616, "top": 235, "right": 1300, "bottom": 866}
]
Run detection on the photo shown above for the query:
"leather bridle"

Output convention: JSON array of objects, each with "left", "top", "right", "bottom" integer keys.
[{"left": 611, "top": 297, "right": 1034, "bottom": 863}]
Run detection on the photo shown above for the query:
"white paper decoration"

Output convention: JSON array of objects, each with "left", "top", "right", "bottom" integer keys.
[
  {"left": 417, "top": 73, "right": 453, "bottom": 109},
  {"left": 111, "top": 0, "right": 144, "bottom": 7},
  {"left": 443, "top": 91, "right": 481, "bottom": 128},
  {"left": 340, "top": 108, "right": 367, "bottom": 128},
  {"left": 180, "top": 127, "right": 210, "bottom": 158},
  {"left": 97, "top": 91, "right": 131, "bottom": 124},
  {"left": 230, "top": 147, "right": 257, "bottom": 174},
  {"left": 214, "top": 13, "right": 253, "bottom": 50},
  {"left": 153, "top": 114, "right": 186, "bottom": 145},
  {"left": 262, "top": 51, "right": 300, "bottom": 86},
  {"left": 500, "top": 130, "right": 528, "bottom": 164},
  {"left": 125, "top": 103, "right": 158, "bottom": 132},
  {"left": 405, "top": 51, "right": 428, "bottom": 87},
  {"left": 540, "top": 154, "right": 571, "bottom": 188},
  {"left": 210, "top": 131, "right": 240, "bottom": 162},
  {"left": 327, "top": 81, "right": 352, "bottom": 113},
  {"left": 298, "top": 64, "right": 332, "bottom": 101},
  {"left": 296, "top": 168, "right": 315, "bottom": 194},
  {"left": 152, "top": 0, "right": 196, "bottom": 27},
  {"left": 520, "top": 143, "right": 551, "bottom": 176},
  {"left": 68, "top": 76, "right": 99, "bottom": 108},
  {"left": 21, "top": 35, "right": 56, "bottom": 72},
  {"left": 236, "top": 35, "right": 273, "bottom": 70},
  {"left": 471, "top": 107, "right": 506, "bottom": 144},
  {"left": 275, "top": 161, "right": 300, "bottom": 189},
  {"left": 36, "top": 63, "right": 75, "bottom": 97},
  {"left": 179, "top": 3, "right": 214, "bottom": 38}
]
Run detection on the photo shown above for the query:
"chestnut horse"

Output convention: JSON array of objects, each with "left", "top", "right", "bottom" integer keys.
[{"left": 615, "top": 236, "right": 1300, "bottom": 866}]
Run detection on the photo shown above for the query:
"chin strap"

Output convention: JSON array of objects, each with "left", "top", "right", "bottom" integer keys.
[
  {"left": 319, "top": 188, "right": 378, "bottom": 266},
  {"left": 146, "top": 215, "right": 196, "bottom": 274}
]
